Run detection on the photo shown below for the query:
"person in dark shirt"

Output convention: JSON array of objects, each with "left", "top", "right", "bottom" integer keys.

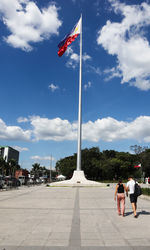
[{"left": 114, "top": 179, "right": 127, "bottom": 216}]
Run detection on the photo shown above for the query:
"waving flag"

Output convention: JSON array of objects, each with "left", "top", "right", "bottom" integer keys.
[
  {"left": 134, "top": 164, "right": 141, "bottom": 168},
  {"left": 58, "top": 17, "right": 81, "bottom": 57}
]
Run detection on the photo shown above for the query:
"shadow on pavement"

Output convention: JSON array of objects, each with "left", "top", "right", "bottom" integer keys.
[
  {"left": 125, "top": 210, "right": 150, "bottom": 218},
  {"left": 138, "top": 210, "right": 150, "bottom": 216},
  {"left": 124, "top": 211, "right": 133, "bottom": 217}
]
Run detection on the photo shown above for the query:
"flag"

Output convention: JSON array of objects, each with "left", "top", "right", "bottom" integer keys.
[
  {"left": 58, "top": 17, "right": 81, "bottom": 57},
  {"left": 134, "top": 163, "right": 141, "bottom": 168}
]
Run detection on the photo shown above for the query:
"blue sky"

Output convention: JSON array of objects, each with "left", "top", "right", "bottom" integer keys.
[{"left": 1, "top": 0, "right": 150, "bottom": 170}]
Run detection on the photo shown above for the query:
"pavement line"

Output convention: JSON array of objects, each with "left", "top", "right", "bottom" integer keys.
[{"left": 69, "top": 187, "right": 81, "bottom": 247}]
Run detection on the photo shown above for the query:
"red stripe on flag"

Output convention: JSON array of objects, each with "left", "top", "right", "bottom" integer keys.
[
  {"left": 58, "top": 34, "right": 79, "bottom": 57},
  {"left": 134, "top": 165, "right": 141, "bottom": 168}
]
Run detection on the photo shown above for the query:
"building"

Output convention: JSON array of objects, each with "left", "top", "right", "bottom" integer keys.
[
  {"left": 15, "top": 169, "right": 29, "bottom": 184},
  {"left": 0, "top": 146, "right": 19, "bottom": 164},
  {"left": 15, "top": 169, "right": 29, "bottom": 179}
]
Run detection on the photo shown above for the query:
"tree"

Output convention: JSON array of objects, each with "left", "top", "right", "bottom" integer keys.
[
  {"left": 0, "top": 158, "right": 20, "bottom": 177},
  {"left": 130, "top": 145, "right": 149, "bottom": 179},
  {"left": 109, "top": 158, "right": 123, "bottom": 180},
  {"left": 56, "top": 156, "right": 76, "bottom": 178},
  {"left": 130, "top": 145, "right": 147, "bottom": 155},
  {"left": 31, "top": 163, "right": 41, "bottom": 179},
  {"left": 102, "top": 150, "right": 117, "bottom": 159},
  {"left": 55, "top": 146, "right": 146, "bottom": 181},
  {"left": 140, "top": 149, "right": 150, "bottom": 176},
  {"left": 81, "top": 147, "right": 102, "bottom": 180},
  {"left": 0, "top": 157, "right": 6, "bottom": 176},
  {"left": 8, "top": 159, "right": 20, "bottom": 177},
  {"left": 101, "top": 160, "right": 115, "bottom": 180}
]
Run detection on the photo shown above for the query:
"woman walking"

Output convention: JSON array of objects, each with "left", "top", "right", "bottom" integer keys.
[{"left": 114, "top": 179, "right": 127, "bottom": 216}]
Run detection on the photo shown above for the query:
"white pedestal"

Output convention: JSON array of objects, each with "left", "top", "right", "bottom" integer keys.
[{"left": 50, "top": 170, "right": 106, "bottom": 187}]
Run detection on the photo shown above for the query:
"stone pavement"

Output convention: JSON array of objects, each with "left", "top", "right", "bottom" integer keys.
[{"left": 0, "top": 184, "right": 150, "bottom": 250}]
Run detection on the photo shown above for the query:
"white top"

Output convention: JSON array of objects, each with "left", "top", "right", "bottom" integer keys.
[{"left": 127, "top": 179, "right": 135, "bottom": 194}]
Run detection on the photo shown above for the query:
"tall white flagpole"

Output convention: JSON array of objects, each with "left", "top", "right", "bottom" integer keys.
[{"left": 77, "top": 14, "right": 82, "bottom": 171}]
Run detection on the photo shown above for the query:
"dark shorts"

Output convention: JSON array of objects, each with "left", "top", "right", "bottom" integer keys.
[{"left": 130, "top": 193, "right": 137, "bottom": 203}]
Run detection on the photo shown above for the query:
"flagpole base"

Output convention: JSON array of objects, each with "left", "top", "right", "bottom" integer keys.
[{"left": 50, "top": 170, "right": 106, "bottom": 187}]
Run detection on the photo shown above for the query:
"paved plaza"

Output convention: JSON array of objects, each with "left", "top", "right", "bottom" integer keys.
[{"left": 0, "top": 184, "right": 150, "bottom": 250}]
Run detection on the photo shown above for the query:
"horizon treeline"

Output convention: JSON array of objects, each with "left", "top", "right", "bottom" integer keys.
[{"left": 56, "top": 145, "right": 150, "bottom": 180}]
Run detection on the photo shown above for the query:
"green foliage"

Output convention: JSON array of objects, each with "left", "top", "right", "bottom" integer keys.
[
  {"left": 0, "top": 157, "right": 20, "bottom": 176},
  {"left": 30, "top": 163, "right": 57, "bottom": 178},
  {"left": 141, "top": 149, "right": 150, "bottom": 176},
  {"left": 55, "top": 146, "right": 150, "bottom": 181},
  {"left": 130, "top": 145, "right": 147, "bottom": 155},
  {"left": 141, "top": 188, "right": 150, "bottom": 196},
  {"left": 56, "top": 156, "right": 76, "bottom": 178}
]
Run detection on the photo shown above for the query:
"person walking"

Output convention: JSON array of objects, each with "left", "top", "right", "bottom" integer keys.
[
  {"left": 126, "top": 176, "right": 138, "bottom": 218},
  {"left": 114, "top": 179, "right": 127, "bottom": 217}
]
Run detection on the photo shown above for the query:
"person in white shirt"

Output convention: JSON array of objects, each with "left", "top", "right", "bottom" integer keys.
[{"left": 126, "top": 176, "right": 138, "bottom": 218}]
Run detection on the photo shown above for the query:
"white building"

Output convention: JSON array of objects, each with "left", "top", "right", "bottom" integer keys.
[{"left": 0, "top": 146, "right": 19, "bottom": 164}]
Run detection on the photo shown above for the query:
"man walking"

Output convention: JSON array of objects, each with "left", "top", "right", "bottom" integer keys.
[{"left": 126, "top": 176, "right": 138, "bottom": 218}]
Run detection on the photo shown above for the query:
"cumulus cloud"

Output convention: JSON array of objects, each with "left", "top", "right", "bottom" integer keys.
[
  {"left": 28, "top": 115, "right": 150, "bottom": 143},
  {"left": 13, "top": 146, "right": 29, "bottom": 152},
  {"left": 97, "top": 0, "right": 150, "bottom": 90},
  {"left": 30, "top": 116, "right": 77, "bottom": 141},
  {"left": 0, "top": 0, "right": 62, "bottom": 51},
  {"left": 48, "top": 83, "right": 59, "bottom": 92},
  {"left": 82, "top": 116, "right": 150, "bottom": 142},
  {"left": 2, "top": 115, "right": 150, "bottom": 143},
  {"left": 0, "top": 118, "right": 31, "bottom": 141},
  {"left": 65, "top": 46, "right": 91, "bottom": 68},
  {"left": 31, "top": 155, "right": 55, "bottom": 161}
]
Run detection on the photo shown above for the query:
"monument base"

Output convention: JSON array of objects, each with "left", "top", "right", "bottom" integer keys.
[{"left": 50, "top": 170, "right": 106, "bottom": 187}]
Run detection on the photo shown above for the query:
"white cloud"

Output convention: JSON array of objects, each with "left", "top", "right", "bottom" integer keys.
[
  {"left": 87, "top": 65, "right": 102, "bottom": 76},
  {"left": 97, "top": 0, "right": 150, "bottom": 90},
  {"left": 104, "top": 67, "right": 122, "bottom": 81},
  {"left": 83, "top": 53, "right": 91, "bottom": 62},
  {"left": 0, "top": 0, "right": 62, "bottom": 51},
  {"left": 48, "top": 83, "right": 59, "bottom": 92},
  {"left": 70, "top": 53, "right": 79, "bottom": 62},
  {"left": 0, "top": 118, "right": 31, "bottom": 141},
  {"left": 66, "top": 52, "right": 79, "bottom": 68},
  {"left": 2, "top": 115, "right": 150, "bottom": 143},
  {"left": 82, "top": 116, "right": 150, "bottom": 142},
  {"left": 13, "top": 146, "right": 29, "bottom": 152},
  {"left": 17, "top": 117, "right": 29, "bottom": 123},
  {"left": 29, "top": 115, "right": 150, "bottom": 143},
  {"left": 30, "top": 116, "right": 77, "bottom": 141},
  {"left": 65, "top": 46, "right": 73, "bottom": 56},
  {"left": 84, "top": 81, "right": 92, "bottom": 90},
  {"left": 31, "top": 155, "right": 55, "bottom": 161},
  {"left": 65, "top": 46, "right": 91, "bottom": 68},
  {"left": 93, "top": 0, "right": 102, "bottom": 17}
]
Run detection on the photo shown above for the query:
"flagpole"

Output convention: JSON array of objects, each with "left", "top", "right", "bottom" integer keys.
[{"left": 77, "top": 14, "right": 82, "bottom": 171}]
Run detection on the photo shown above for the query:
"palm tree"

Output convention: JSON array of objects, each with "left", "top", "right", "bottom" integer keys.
[
  {"left": 31, "top": 163, "right": 41, "bottom": 179},
  {"left": 0, "top": 157, "right": 6, "bottom": 176},
  {"left": 8, "top": 159, "right": 21, "bottom": 177}
]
